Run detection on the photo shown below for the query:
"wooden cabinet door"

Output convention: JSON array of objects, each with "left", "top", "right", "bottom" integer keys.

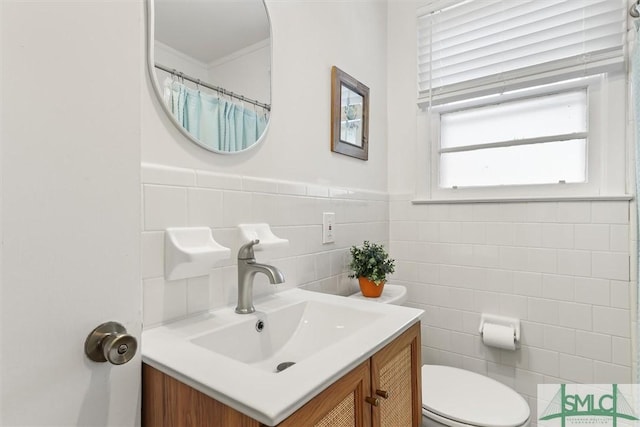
[
  {"left": 143, "top": 364, "right": 261, "bottom": 427},
  {"left": 370, "top": 323, "right": 422, "bottom": 427},
  {"left": 278, "top": 360, "right": 372, "bottom": 427}
]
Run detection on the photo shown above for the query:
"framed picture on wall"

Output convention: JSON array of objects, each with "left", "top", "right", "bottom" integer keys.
[{"left": 331, "top": 66, "right": 369, "bottom": 160}]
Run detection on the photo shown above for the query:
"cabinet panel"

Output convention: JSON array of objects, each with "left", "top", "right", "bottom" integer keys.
[
  {"left": 142, "top": 364, "right": 260, "bottom": 427},
  {"left": 378, "top": 345, "right": 413, "bottom": 426},
  {"left": 279, "top": 360, "right": 371, "bottom": 427},
  {"left": 371, "top": 323, "right": 422, "bottom": 427},
  {"left": 312, "top": 390, "right": 356, "bottom": 427}
]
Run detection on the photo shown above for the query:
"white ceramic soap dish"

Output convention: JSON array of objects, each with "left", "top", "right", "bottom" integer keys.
[
  {"left": 238, "top": 223, "right": 289, "bottom": 251},
  {"left": 165, "top": 227, "right": 231, "bottom": 280}
]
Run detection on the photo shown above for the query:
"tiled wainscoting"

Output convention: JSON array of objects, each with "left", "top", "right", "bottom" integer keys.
[
  {"left": 141, "top": 162, "right": 634, "bottom": 424},
  {"left": 389, "top": 196, "right": 632, "bottom": 423},
  {"left": 141, "top": 163, "right": 388, "bottom": 327}
]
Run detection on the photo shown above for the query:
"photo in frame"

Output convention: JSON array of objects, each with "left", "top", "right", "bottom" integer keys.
[{"left": 331, "top": 66, "right": 369, "bottom": 160}]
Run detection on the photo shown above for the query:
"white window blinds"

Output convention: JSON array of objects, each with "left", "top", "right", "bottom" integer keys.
[{"left": 417, "top": 0, "right": 626, "bottom": 105}]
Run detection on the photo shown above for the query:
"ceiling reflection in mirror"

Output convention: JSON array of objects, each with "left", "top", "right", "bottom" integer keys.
[{"left": 149, "top": 0, "right": 271, "bottom": 154}]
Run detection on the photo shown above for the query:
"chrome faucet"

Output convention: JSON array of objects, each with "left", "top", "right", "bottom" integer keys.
[{"left": 236, "top": 239, "right": 285, "bottom": 314}]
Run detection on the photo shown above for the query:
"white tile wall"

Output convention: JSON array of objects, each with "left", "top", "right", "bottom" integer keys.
[
  {"left": 390, "top": 198, "right": 632, "bottom": 424},
  {"left": 142, "top": 163, "right": 634, "bottom": 425},
  {"left": 141, "top": 163, "right": 389, "bottom": 328}
]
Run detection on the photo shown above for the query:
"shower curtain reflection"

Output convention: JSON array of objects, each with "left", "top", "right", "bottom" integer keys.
[{"left": 163, "top": 78, "right": 268, "bottom": 152}]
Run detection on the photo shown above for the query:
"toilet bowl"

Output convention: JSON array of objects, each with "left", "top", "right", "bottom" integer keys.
[{"left": 348, "top": 284, "right": 531, "bottom": 427}]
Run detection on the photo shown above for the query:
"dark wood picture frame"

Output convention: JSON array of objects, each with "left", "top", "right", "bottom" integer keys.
[{"left": 331, "top": 66, "right": 369, "bottom": 160}]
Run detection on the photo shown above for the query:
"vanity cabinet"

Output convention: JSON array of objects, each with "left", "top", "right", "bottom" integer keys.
[{"left": 142, "top": 322, "right": 421, "bottom": 427}]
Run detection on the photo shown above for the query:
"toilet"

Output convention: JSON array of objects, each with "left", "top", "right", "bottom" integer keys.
[
  {"left": 348, "top": 284, "right": 531, "bottom": 427},
  {"left": 421, "top": 364, "right": 530, "bottom": 427}
]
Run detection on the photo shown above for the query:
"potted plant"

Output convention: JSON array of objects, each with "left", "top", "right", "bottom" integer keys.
[{"left": 348, "top": 240, "right": 395, "bottom": 298}]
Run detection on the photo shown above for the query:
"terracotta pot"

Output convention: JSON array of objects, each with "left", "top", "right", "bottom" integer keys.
[{"left": 358, "top": 276, "right": 385, "bottom": 298}]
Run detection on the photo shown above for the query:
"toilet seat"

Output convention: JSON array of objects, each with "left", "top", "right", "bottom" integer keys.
[
  {"left": 423, "top": 407, "right": 492, "bottom": 427},
  {"left": 422, "top": 365, "right": 530, "bottom": 427}
]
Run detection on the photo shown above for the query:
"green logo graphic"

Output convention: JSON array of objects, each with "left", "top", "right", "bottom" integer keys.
[{"left": 539, "top": 384, "right": 639, "bottom": 426}]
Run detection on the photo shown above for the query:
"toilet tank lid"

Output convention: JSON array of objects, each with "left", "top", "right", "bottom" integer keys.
[
  {"left": 422, "top": 365, "right": 530, "bottom": 427},
  {"left": 348, "top": 284, "right": 406, "bottom": 304}
]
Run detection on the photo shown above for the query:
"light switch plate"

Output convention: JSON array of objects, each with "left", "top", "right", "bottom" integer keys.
[{"left": 322, "top": 212, "right": 335, "bottom": 244}]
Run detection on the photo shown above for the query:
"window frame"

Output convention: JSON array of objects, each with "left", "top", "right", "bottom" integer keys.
[{"left": 415, "top": 72, "right": 628, "bottom": 202}]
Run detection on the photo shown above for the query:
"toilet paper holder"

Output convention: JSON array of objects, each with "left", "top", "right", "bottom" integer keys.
[{"left": 478, "top": 314, "right": 520, "bottom": 343}]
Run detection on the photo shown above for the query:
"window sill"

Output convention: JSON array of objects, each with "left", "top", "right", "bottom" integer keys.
[{"left": 411, "top": 195, "right": 633, "bottom": 205}]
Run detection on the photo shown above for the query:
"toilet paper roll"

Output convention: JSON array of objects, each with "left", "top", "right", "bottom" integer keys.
[{"left": 482, "top": 323, "right": 516, "bottom": 350}]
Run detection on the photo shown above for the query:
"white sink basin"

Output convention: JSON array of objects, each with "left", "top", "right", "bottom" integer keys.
[
  {"left": 142, "top": 288, "right": 423, "bottom": 426},
  {"left": 192, "top": 299, "right": 382, "bottom": 372}
]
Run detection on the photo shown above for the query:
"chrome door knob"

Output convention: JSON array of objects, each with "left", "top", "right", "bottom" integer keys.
[{"left": 85, "top": 321, "right": 137, "bottom": 365}]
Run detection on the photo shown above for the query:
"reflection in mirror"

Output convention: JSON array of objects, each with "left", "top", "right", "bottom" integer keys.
[
  {"left": 148, "top": 0, "right": 271, "bottom": 154},
  {"left": 340, "top": 85, "right": 364, "bottom": 147}
]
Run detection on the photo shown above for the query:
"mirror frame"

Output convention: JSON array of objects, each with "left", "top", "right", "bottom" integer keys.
[
  {"left": 145, "top": 0, "right": 273, "bottom": 155},
  {"left": 331, "top": 66, "right": 369, "bottom": 161}
]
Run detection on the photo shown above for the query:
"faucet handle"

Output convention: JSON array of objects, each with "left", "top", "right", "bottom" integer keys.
[{"left": 238, "top": 239, "right": 260, "bottom": 259}]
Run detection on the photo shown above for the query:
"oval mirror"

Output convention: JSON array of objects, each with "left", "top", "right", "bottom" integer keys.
[{"left": 147, "top": 0, "right": 271, "bottom": 154}]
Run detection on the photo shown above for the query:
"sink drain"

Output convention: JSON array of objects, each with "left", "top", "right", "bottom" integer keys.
[{"left": 276, "top": 361, "right": 296, "bottom": 372}]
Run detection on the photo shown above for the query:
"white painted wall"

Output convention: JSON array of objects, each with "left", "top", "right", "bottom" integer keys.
[
  {"left": 142, "top": 0, "right": 389, "bottom": 193},
  {"left": 207, "top": 40, "right": 270, "bottom": 104},
  {"left": 155, "top": 41, "right": 210, "bottom": 82},
  {"left": 387, "top": 0, "right": 418, "bottom": 196}
]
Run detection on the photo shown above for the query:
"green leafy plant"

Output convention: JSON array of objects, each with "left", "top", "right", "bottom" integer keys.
[{"left": 348, "top": 240, "right": 395, "bottom": 286}]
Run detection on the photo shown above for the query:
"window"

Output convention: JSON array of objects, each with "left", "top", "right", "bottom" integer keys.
[
  {"left": 416, "top": 0, "right": 628, "bottom": 201},
  {"left": 439, "top": 89, "right": 587, "bottom": 188}
]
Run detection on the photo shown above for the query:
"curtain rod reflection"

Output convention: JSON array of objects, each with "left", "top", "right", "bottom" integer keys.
[{"left": 154, "top": 63, "right": 271, "bottom": 111}]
